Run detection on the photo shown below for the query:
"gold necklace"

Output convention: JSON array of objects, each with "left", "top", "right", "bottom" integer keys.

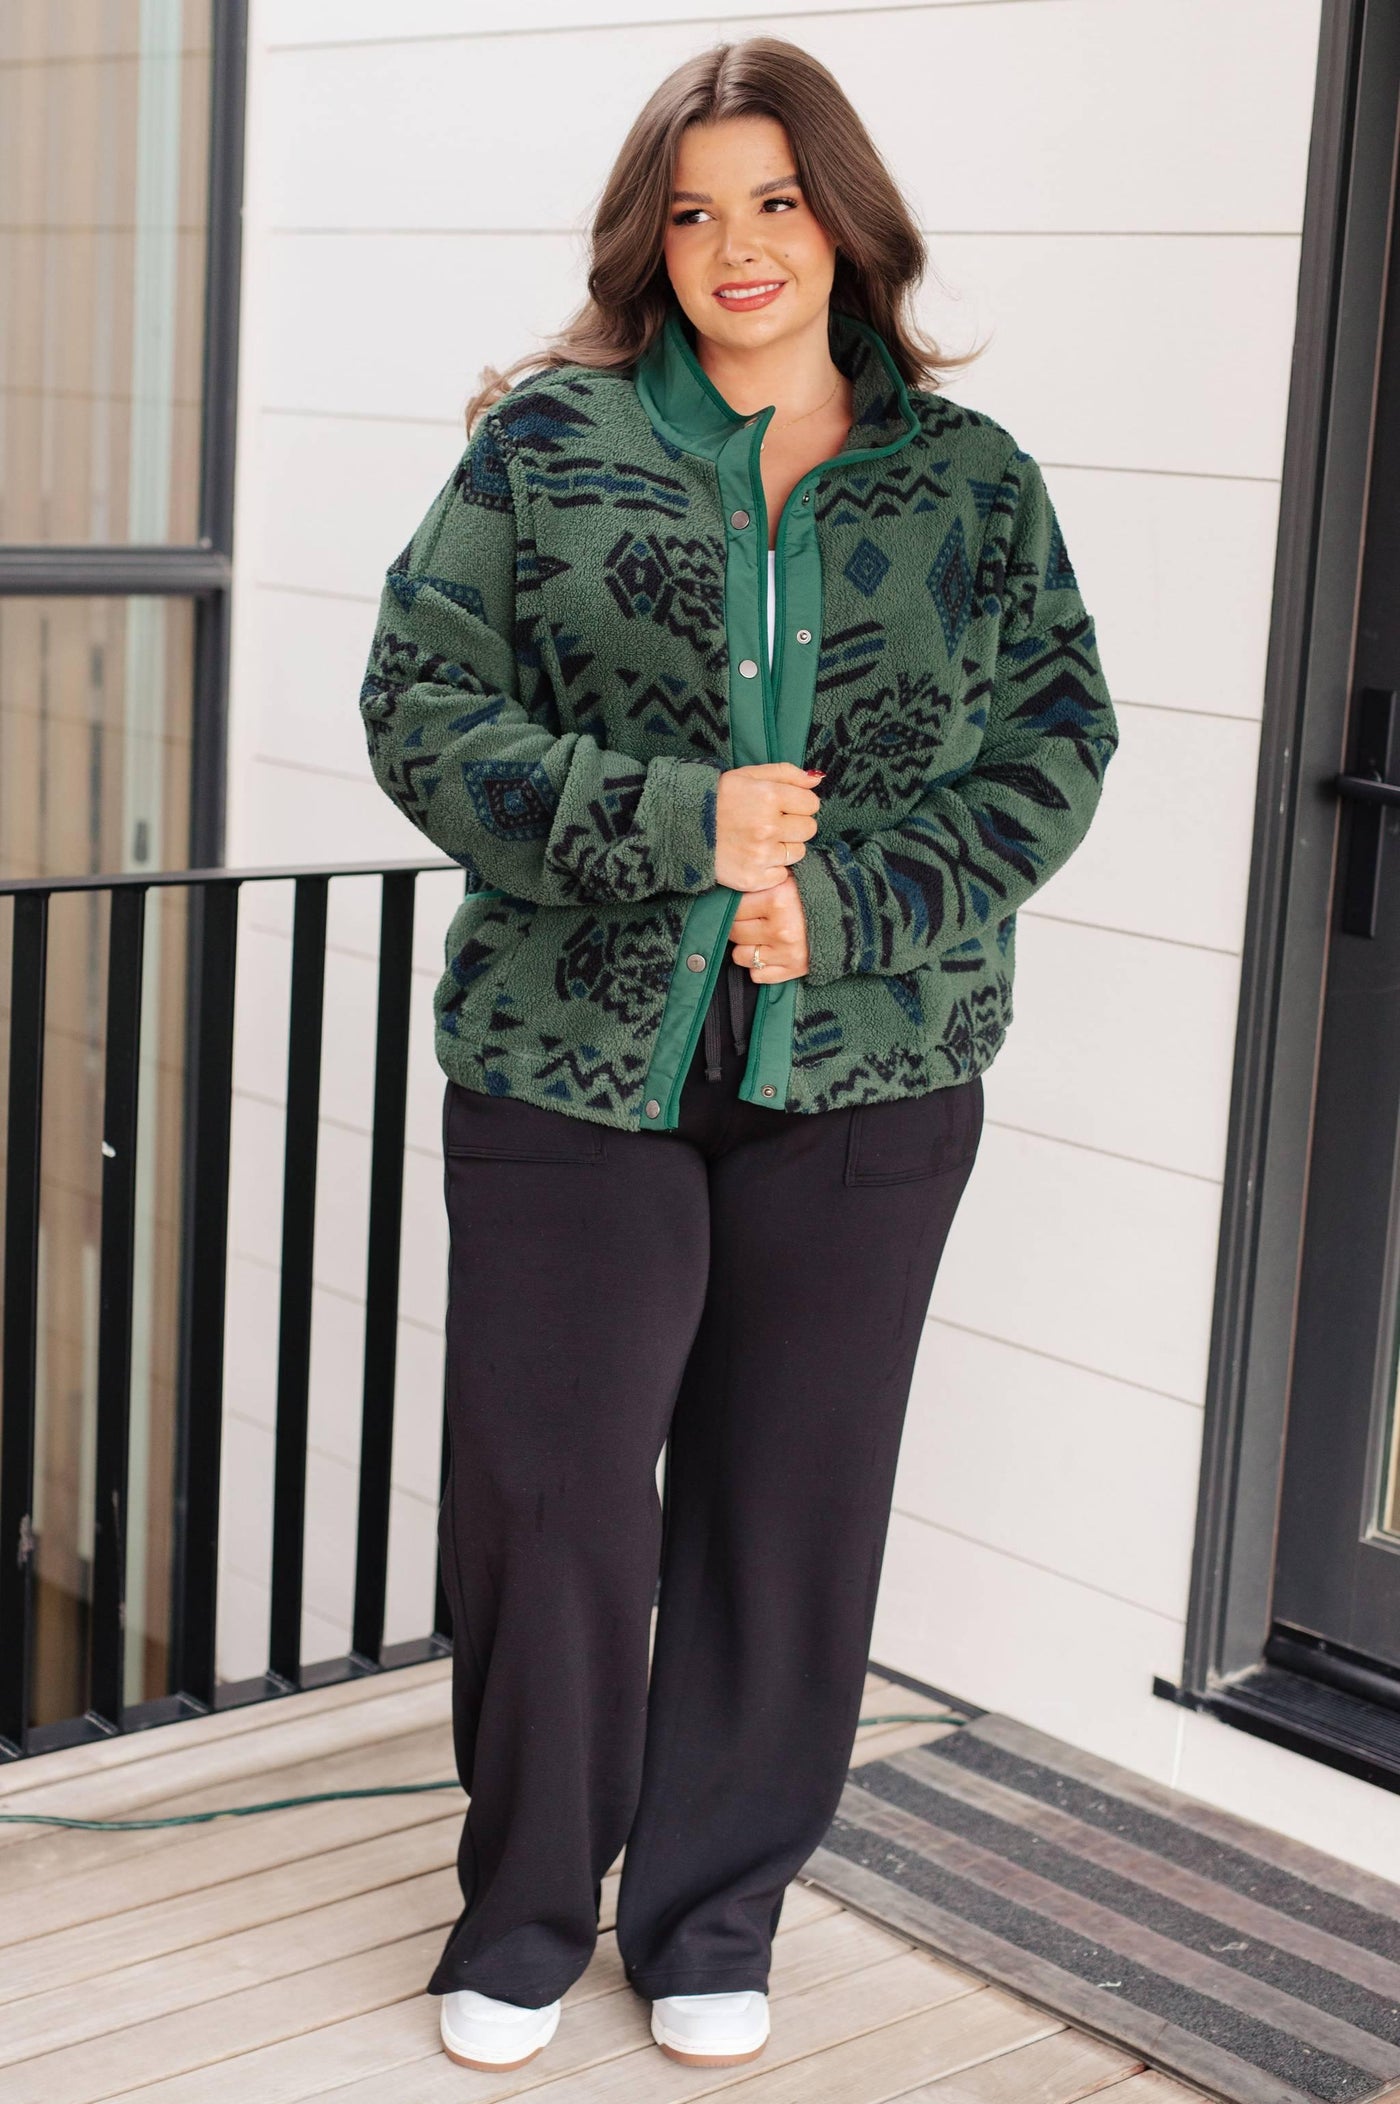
[{"left": 760, "top": 372, "right": 845, "bottom": 446}]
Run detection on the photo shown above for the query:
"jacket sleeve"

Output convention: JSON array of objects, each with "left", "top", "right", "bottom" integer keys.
[
  {"left": 789, "top": 444, "right": 1119, "bottom": 987},
  {"left": 358, "top": 409, "right": 722, "bottom": 905}
]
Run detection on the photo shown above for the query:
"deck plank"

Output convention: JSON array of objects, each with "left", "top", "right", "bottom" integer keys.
[
  {"left": 307, "top": 1950, "right": 996, "bottom": 2104},
  {"left": 104, "top": 1946, "right": 632, "bottom": 2104},
  {"left": 0, "top": 1669, "right": 1231, "bottom": 2104},
  {"left": 1090, "top": 2077, "right": 1222, "bottom": 2102},
  {"left": 899, "top": 2025, "right": 1143, "bottom": 2100},
  {"left": 0, "top": 1859, "right": 458, "bottom": 2053},
  {"left": 675, "top": 1990, "right": 1061, "bottom": 2101},
  {"left": 0, "top": 1676, "right": 452, "bottom": 1845},
  {"left": 0, "top": 1927, "right": 446, "bottom": 2104},
  {"left": 0, "top": 1722, "right": 460, "bottom": 1935},
  {"left": 96, "top": 1902, "right": 937, "bottom": 2104},
  {"left": 0, "top": 1661, "right": 452, "bottom": 1803},
  {"left": 0, "top": 1809, "right": 463, "bottom": 2003},
  {"left": 851, "top": 1721, "right": 963, "bottom": 1767},
  {"left": 852, "top": 1679, "right": 968, "bottom": 1767}
]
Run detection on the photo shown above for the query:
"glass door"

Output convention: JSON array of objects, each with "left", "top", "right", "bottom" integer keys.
[{"left": 1271, "top": 183, "right": 1400, "bottom": 1689}]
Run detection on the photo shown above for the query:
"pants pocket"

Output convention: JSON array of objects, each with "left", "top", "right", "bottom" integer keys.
[
  {"left": 844, "top": 1073, "right": 983, "bottom": 1186},
  {"left": 442, "top": 1078, "right": 606, "bottom": 1162}
]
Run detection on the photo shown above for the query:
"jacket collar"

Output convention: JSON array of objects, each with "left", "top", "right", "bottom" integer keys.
[{"left": 634, "top": 295, "right": 921, "bottom": 466}]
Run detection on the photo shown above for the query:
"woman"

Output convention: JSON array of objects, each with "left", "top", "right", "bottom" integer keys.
[{"left": 360, "top": 34, "right": 1118, "bottom": 2076}]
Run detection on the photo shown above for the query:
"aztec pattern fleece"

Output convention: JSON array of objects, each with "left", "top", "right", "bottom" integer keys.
[{"left": 359, "top": 297, "right": 1120, "bottom": 1133}]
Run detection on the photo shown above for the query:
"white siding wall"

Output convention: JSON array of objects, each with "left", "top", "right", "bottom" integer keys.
[{"left": 222, "top": 0, "right": 1400, "bottom": 1874}]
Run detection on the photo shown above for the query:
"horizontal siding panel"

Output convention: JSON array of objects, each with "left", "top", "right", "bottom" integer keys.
[
  {"left": 841, "top": 0, "right": 1321, "bottom": 236},
  {"left": 233, "top": 912, "right": 455, "bottom": 1162},
  {"left": 223, "top": 1253, "right": 281, "bottom": 1439},
  {"left": 896, "top": 1322, "right": 1202, "bottom": 1620},
  {"left": 217, "top": 1411, "right": 277, "bottom": 1612},
  {"left": 222, "top": 1260, "right": 446, "bottom": 1503},
  {"left": 256, "top": 229, "right": 572, "bottom": 427},
  {"left": 226, "top": 1091, "right": 291, "bottom": 1283},
  {"left": 933, "top": 1123, "right": 1223, "bottom": 1401},
  {"left": 259, "top": 1, "right": 1321, "bottom": 236},
  {"left": 252, "top": 232, "right": 1299, "bottom": 532},
  {"left": 872, "top": 1507, "right": 1187, "bottom": 1781},
  {"left": 236, "top": 748, "right": 425, "bottom": 868},
  {"left": 249, "top": 412, "right": 459, "bottom": 601},
  {"left": 243, "top": 584, "right": 383, "bottom": 783},
  {"left": 259, "top": 26, "right": 716, "bottom": 232},
  {"left": 1043, "top": 700, "right": 1261, "bottom": 951},
  {"left": 989, "top": 917, "right": 1242, "bottom": 1181},
  {"left": 256, "top": 223, "right": 1300, "bottom": 504},
  {"left": 215, "top": 1414, "right": 437, "bottom": 1658},
  {"left": 927, "top": 233, "right": 1303, "bottom": 478},
  {"left": 232, "top": 865, "right": 467, "bottom": 989},
  {"left": 1051, "top": 465, "right": 1281, "bottom": 722},
  {"left": 265, "top": 0, "right": 874, "bottom": 48}
]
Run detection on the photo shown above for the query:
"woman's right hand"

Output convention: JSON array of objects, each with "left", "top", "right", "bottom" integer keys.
[{"left": 714, "top": 763, "right": 824, "bottom": 892}]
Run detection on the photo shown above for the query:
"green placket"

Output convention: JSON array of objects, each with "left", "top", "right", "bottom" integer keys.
[{"left": 632, "top": 301, "right": 917, "bottom": 1132}]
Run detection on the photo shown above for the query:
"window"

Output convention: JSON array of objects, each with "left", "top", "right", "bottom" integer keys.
[{"left": 0, "top": 1, "right": 246, "bottom": 1726}]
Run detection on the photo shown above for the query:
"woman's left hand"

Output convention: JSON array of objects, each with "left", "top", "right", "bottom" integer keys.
[{"left": 728, "top": 872, "right": 810, "bottom": 983}]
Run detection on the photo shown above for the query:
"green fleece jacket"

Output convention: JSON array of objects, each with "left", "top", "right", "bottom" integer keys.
[{"left": 359, "top": 296, "right": 1119, "bottom": 1132}]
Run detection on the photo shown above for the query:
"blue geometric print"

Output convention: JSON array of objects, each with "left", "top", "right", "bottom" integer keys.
[
  {"left": 844, "top": 536, "right": 890, "bottom": 598},
  {"left": 926, "top": 517, "right": 974, "bottom": 656},
  {"left": 461, "top": 758, "right": 557, "bottom": 839},
  {"left": 451, "top": 420, "right": 512, "bottom": 509},
  {"left": 387, "top": 571, "right": 486, "bottom": 621}
]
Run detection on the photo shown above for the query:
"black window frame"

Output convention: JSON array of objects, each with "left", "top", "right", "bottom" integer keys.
[
  {"left": 1156, "top": 0, "right": 1400, "bottom": 1794},
  {"left": 0, "top": 0, "right": 249, "bottom": 869}
]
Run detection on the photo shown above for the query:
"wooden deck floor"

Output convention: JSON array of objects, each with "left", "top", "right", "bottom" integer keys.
[{"left": 0, "top": 1658, "right": 1218, "bottom": 2103}]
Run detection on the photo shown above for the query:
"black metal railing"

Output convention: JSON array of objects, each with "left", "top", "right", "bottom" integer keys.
[{"left": 0, "top": 858, "right": 463, "bottom": 1761}]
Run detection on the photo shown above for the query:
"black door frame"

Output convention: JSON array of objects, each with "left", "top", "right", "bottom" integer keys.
[{"left": 1156, "top": 0, "right": 1400, "bottom": 1792}]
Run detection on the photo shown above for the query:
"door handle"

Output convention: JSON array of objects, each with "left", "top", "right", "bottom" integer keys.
[{"left": 1332, "top": 687, "right": 1400, "bottom": 937}]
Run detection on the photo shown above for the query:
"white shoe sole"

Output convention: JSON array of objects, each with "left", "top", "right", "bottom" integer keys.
[
  {"left": 440, "top": 1997, "right": 561, "bottom": 2070},
  {"left": 650, "top": 2011, "right": 769, "bottom": 2067}
]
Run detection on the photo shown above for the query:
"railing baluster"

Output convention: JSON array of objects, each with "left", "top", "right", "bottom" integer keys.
[
  {"left": 352, "top": 871, "right": 416, "bottom": 1665},
  {"left": 90, "top": 886, "right": 148, "bottom": 1730},
  {"left": 268, "top": 877, "right": 329, "bottom": 1687},
  {"left": 0, "top": 893, "right": 49, "bottom": 1757},
  {"left": 169, "top": 880, "right": 240, "bottom": 1712},
  {"left": 0, "top": 859, "right": 453, "bottom": 1761}
]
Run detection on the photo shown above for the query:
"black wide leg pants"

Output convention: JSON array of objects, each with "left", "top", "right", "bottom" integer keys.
[{"left": 426, "top": 959, "right": 983, "bottom": 2007}]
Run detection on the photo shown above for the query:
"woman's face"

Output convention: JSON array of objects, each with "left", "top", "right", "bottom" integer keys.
[{"left": 662, "top": 114, "right": 837, "bottom": 355}]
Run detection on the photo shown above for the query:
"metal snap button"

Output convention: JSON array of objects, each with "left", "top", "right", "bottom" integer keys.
[
  {"left": 738, "top": 658, "right": 759, "bottom": 679},
  {"left": 685, "top": 952, "right": 706, "bottom": 971},
  {"left": 730, "top": 509, "right": 750, "bottom": 529},
  {"left": 796, "top": 628, "right": 812, "bottom": 644},
  {"left": 801, "top": 491, "right": 811, "bottom": 503},
  {"left": 644, "top": 1099, "right": 661, "bottom": 1118},
  {"left": 761, "top": 1084, "right": 777, "bottom": 1098}
]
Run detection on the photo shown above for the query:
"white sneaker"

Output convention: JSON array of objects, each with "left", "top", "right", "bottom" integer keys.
[
  {"left": 650, "top": 1989, "right": 770, "bottom": 2066},
  {"left": 439, "top": 1988, "right": 562, "bottom": 2070}
]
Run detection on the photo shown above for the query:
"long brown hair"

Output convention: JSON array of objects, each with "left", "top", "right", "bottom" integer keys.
[{"left": 463, "top": 35, "right": 987, "bottom": 432}]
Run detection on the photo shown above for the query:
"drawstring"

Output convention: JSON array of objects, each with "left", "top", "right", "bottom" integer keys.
[
  {"left": 703, "top": 959, "right": 752, "bottom": 1081},
  {"left": 728, "top": 959, "right": 749, "bottom": 1054},
  {"left": 703, "top": 986, "right": 722, "bottom": 1080}
]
